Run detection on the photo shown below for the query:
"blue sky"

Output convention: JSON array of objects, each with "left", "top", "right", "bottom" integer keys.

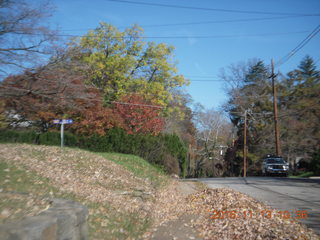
[{"left": 48, "top": 0, "right": 320, "bottom": 109}]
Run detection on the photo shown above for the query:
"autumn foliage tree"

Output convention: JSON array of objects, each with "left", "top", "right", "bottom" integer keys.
[
  {"left": 1, "top": 22, "right": 188, "bottom": 137},
  {"left": 113, "top": 95, "right": 165, "bottom": 135},
  {"left": 71, "top": 105, "right": 124, "bottom": 136},
  {"left": 71, "top": 22, "right": 189, "bottom": 111},
  {"left": 0, "top": 63, "right": 102, "bottom": 131},
  {"left": 1, "top": 65, "right": 165, "bottom": 135}
]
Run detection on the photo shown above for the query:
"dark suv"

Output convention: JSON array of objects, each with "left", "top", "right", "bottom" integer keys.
[{"left": 262, "top": 155, "right": 289, "bottom": 176}]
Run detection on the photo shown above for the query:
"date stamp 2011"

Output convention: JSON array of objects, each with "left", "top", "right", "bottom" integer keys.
[{"left": 210, "top": 210, "right": 308, "bottom": 221}]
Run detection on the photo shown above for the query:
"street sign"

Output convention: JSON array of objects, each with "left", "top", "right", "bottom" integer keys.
[
  {"left": 52, "top": 119, "right": 73, "bottom": 147},
  {"left": 53, "top": 119, "right": 73, "bottom": 124},
  {"left": 61, "top": 119, "right": 73, "bottom": 124}
]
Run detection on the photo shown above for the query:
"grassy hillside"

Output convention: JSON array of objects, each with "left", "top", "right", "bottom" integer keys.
[{"left": 0, "top": 143, "right": 170, "bottom": 239}]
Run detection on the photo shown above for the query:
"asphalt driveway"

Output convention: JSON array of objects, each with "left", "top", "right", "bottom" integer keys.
[{"left": 199, "top": 177, "right": 320, "bottom": 234}]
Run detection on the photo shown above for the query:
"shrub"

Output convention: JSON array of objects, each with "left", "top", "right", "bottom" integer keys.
[
  {"left": 17, "top": 131, "right": 39, "bottom": 144},
  {"left": 64, "top": 132, "right": 78, "bottom": 147},
  {"left": 78, "top": 134, "right": 110, "bottom": 152},
  {"left": 310, "top": 149, "right": 320, "bottom": 175},
  {"left": 39, "top": 131, "right": 61, "bottom": 146},
  {"left": 0, "top": 129, "right": 19, "bottom": 143},
  {"left": 0, "top": 129, "right": 38, "bottom": 144},
  {"left": 0, "top": 128, "right": 187, "bottom": 177},
  {"left": 77, "top": 129, "right": 187, "bottom": 176},
  {"left": 163, "top": 134, "right": 187, "bottom": 177}
]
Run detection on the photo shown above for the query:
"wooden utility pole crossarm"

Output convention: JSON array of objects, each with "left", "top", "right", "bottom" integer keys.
[{"left": 271, "top": 59, "right": 282, "bottom": 156}]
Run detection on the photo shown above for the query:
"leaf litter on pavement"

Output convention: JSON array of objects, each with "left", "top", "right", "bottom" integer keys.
[{"left": 185, "top": 188, "right": 319, "bottom": 240}]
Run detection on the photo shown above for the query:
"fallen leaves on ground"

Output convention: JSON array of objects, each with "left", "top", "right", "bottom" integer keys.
[
  {"left": 186, "top": 188, "right": 319, "bottom": 240},
  {"left": 0, "top": 143, "right": 185, "bottom": 239},
  {"left": 1, "top": 144, "right": 319, "bottom": 240},
  {"left": 0, "top": 144, "right": 157, "bottom": 219},
  {"left": 0, "top": 192, "right": 50, "bottom": 224}
]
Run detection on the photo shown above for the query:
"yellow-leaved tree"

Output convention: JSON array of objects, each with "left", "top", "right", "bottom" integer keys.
[{"left": 69, "top": 22, "right": 189, "bottom": 114}]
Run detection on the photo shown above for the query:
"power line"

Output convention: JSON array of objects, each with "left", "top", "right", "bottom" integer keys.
[
  {"left": 49, "top": 30, "right": 310, "bottom": 39},
  {"left": 228, "top": 93, "right": 317, "bottom": 100},
  {"left": 138, "top": 15, "right": 320, "bottom": 28},
  {"left": 60, "top": 15, "right": 319, "bottom": 31},
  {"left": 1, "top": 85, "right": 164, "bottom": 108},
  {"left": 3, "top": 84, "right": 317, "bottom": 110},
  {"left": 105, "top": 0, "right": 320, "bottom": 16},
  {"left": 185, "top": 75, "right": 219, "bottom": 78},
  {"left": 276, "top": 24, "right": 320, "bottom": 67},
  {"left": 190, "top": 79, "right": 224, "bottom": 82},
  {"left": 228, "top": 111, "right": 272, "bottom": 115},
  {"left": 227, "top": 100, "right": 319, "bottom": 121},
  {"left": 262, "top": 108, "right": 317, "bottom": 121}
]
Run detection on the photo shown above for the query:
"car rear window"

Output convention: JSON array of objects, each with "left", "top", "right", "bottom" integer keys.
[{"left": 265, "top": 158, "right": 286, "bottom": 164}]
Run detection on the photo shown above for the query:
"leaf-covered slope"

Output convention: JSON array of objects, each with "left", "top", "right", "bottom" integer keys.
[
  {"left": 0, "top": 143, "right": 170, "bottom": 209},
  {"left": 0, "top": 143, "right": 171, "bottom": 239}
]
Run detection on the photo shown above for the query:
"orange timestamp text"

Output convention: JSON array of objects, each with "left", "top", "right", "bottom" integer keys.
[{"left": 210, "top": 209, "right": 308, "bottom": 220}]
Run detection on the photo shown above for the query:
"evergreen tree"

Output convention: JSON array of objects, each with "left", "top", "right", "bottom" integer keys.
[
  {"left": 280, "top": 56, "right": 320, "bottom": 164},
  {"left": 224, "top": 60, "right": 274, "bottom": 175}
]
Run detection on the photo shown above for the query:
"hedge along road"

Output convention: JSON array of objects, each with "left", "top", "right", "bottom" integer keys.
[{"left": 198, "top": 177, "right": 320, "bottom": 235}]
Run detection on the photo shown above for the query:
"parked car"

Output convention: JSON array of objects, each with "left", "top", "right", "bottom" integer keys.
[{"left": 262, "top": 155, "right": 289, "bottom": 176}]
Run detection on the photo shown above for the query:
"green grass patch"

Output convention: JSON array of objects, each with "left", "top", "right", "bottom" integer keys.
[
  {"left": 289, "top": 171, "right": 314, "bottom": 178},
  {"left": 99, "top": 152, "right": 169, "bottom": 188},
  {"left": 87, "top": 202, "right": 150, "bottom": 239},
  {"left": 0, "top": 162, "right": 61, "bottom": 196}
]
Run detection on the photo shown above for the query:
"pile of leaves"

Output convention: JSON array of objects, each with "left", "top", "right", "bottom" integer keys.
[{"left": 186, "top": 188, "right": 319, "bottom": 240}]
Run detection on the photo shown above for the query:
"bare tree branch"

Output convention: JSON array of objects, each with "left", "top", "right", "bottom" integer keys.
[{"left": 0, "top": 0, "right": 57, "bottom": 79}]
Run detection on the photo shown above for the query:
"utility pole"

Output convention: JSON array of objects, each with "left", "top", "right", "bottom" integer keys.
[
  {"left": 243, "top": 110, "right": 247, "bottom": 178},
  {"left": 271, "top": 59, "right": 282, "bottom": 156}
]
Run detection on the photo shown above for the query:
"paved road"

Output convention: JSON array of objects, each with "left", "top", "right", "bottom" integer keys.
[{"left": 199, "top": 177, "right": 320, "bottom": 234}]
